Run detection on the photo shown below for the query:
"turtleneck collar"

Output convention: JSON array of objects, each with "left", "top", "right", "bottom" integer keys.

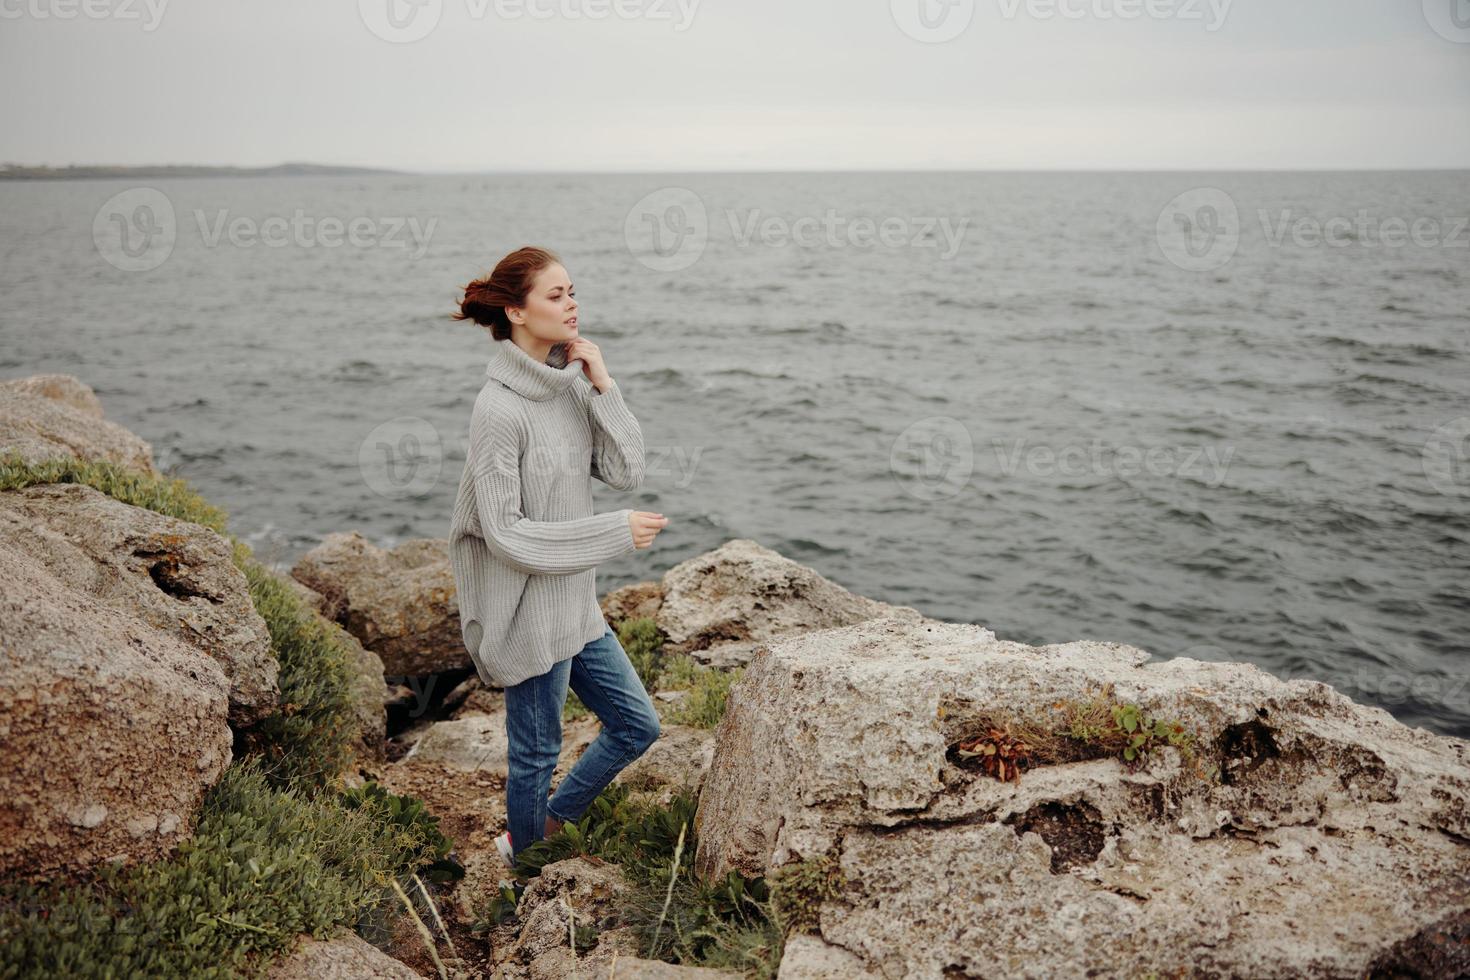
[{"left": 485, "top": 339, "right": 588, "bottom": 401}]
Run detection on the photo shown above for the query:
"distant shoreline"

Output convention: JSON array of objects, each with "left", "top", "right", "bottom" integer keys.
[{"left": 0, "top": 163, "right": 406, "bottom": 181}]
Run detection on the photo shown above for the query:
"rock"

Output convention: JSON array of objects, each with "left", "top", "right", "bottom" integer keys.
[
  {"left": 505, "top": 857, "right": 634, "bottom": 964},
  {"left": 0, "top": 537, "right": 232, "bottom": 880},
  {"left": 0, "top": 373, "right": 155, "bottom": 472},
  {"left": 439, "top": 674, "right": 483, "bottom": 717},
  {"left": 600, "top": 580, "right": 664, "bottom": 628},
  {"left": 492, "top": 857, "right": 744, "bottom": 979},
  {"left": 655, "top": 539, "right": 926, "bottom": 669},
  {"left": 527, "top": 948, "right": 742, "bottom": 979},
  {"left": 403, "top": 712, "right": 509, "bottom": 773},
  {"left": 267, "top": 931, "right": 420, "bottom": 979},
  {"left": 1, "top": 374, "right": 106, "bottom": 418},
  {"left": 291, "top": 532, "right": 463, "bottom": 676},
  {"left": 284, "top": 576, "right": 327, "bottom": 617},
  {"left": 694, "top": 616, "right": 1470, "bottom": 979},
  {"left": 398, "top": 709, "right": 601, "bottom": 781},
  {"left": 0, "top": 482, "right": 278, "bottom": 726},
  {"left": 775, "top": 933, "right": 878, "bottom": 979},
  {"left": 449, "top": 678, "right": 505, "bottom": 719}
]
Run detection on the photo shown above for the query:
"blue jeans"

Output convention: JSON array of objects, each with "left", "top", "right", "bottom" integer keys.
[{"left": 502, "top": 623, "right": 661, "bottom": 859}]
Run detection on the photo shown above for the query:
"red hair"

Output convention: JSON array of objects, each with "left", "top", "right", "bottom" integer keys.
[{"left": 451, "top": 245, "right": 562, "bottom": 341}]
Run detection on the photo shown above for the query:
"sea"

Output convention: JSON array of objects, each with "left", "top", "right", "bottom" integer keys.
[{"left": 1, "top": 170, "right": 1466, "bottom": 737}]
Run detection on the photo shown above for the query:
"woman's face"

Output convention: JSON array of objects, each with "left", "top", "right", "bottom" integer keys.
[{"left": 511, "top": 263, "right": 579, "bottom": 342}]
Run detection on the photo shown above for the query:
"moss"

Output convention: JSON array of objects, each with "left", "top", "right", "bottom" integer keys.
[
  {"left": 662, "top": 664, "right": 742, "bottom": 729},
  {"left": 0, "top": 763, "right": 441, "bottom": 980},
  {"left": 768, "top": 851, "right": 846, "bottom": 936},
  {"left": 944, "top": 681, "right": 1212, "bottom": 781}
]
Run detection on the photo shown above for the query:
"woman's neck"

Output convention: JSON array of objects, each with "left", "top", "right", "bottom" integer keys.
[{"left": 510, "top": 327, "right": 561, "bottom": 365}]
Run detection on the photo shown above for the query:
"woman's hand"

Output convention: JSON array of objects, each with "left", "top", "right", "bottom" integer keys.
[
  {"left": 566, "top": 338, "right": 614, "bottom": 392},
  {"left": 628, "top": 511, "right": 669, "bottom": 549}
]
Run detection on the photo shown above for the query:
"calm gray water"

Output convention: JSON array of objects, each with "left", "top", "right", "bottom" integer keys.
[{"left": 2, "top": 171, "right": 1466, "bottom": 737}]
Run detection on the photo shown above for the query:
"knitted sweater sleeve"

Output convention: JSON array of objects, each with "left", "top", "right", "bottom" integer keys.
[
  {"left": 469, "top": 401, "right": 635, "bottom": 577},
  {"left": 586, "top": 379, "right": 646, "bottom": 491}
]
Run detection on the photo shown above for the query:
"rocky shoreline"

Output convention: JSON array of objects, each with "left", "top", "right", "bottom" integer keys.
[{"left": 1, "top": 372, "right": 1466, "bottom": 979}]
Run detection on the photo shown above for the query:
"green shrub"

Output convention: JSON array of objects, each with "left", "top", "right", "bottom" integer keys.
[
  {"left": 339, "top": 782, "right": 463, "bottom": 885},
  {"left": 0, "top": 453, "right": 231, "bottom": 531},
  {"left": 235, "top": 563, "right": 357, "bottom": 791},
  {"left": 604, "top": 615, "right": 742, "bottom": 730},
  {"left": 476, "top": 780, "right": 783, "bottom": 978},
  {"left": 0, "top": 763, "right": 438, "bottom": 980},
  {"left": 662, "top": 664, "right": 741, "bottom": 729},
  {"left": 616, "top": 616, "right": 669, "bottom": 691}
]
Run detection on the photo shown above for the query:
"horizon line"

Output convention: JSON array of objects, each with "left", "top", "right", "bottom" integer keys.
[{"left": 5, "top": 162, "right": 1470, "bottom": 179}]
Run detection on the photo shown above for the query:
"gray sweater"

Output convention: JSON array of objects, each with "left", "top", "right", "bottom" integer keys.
[{"left": 448, "top": 339, "right": 645, "bottom": 688}]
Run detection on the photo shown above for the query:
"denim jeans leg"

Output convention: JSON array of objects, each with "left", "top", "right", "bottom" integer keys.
[
  {"left": 548, "top": 625, "right": 662, "bottom": 825},
  {"left": 503, "top": 656, "right": 571, "bottom": 859}
]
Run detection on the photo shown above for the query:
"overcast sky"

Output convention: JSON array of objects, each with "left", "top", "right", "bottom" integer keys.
[{"left": 2, "top": 0, "right": 1467, "bottom": 171}]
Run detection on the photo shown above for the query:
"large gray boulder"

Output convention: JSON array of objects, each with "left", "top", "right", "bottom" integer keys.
[
  {"left": 0, "top": 374, "right": 156, "bottom": 472},
  {"left": 291, "top": 532, "right": 463, "bottom": 677},
  {"left": 0, "top": 482, "right": 278, "bottom": 726},
  {"left": 0, "top": 538, "right": 232, "bottom": 880},
  {"left": 609, "top": 538, "right": 927, "bottom": 669},
  {"left": 696, "top": 617, "right": 1470, "bottom": 979}
]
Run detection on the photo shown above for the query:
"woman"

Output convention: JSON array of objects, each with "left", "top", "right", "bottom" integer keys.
[{"left": 446, "top": 245, "right": 670, "bottom": 868}]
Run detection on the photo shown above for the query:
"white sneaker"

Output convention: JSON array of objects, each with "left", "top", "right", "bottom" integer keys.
[{"left": 495, "top": 830, "right": 515, "bottom": 870}]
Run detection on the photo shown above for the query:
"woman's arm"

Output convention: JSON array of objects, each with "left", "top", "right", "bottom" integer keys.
[
  {"left": 585, "top": 379, "right": 646, "bottom": 491},
  {"left": 470, "top": 404, "right": 635, "bottom": 576}
]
